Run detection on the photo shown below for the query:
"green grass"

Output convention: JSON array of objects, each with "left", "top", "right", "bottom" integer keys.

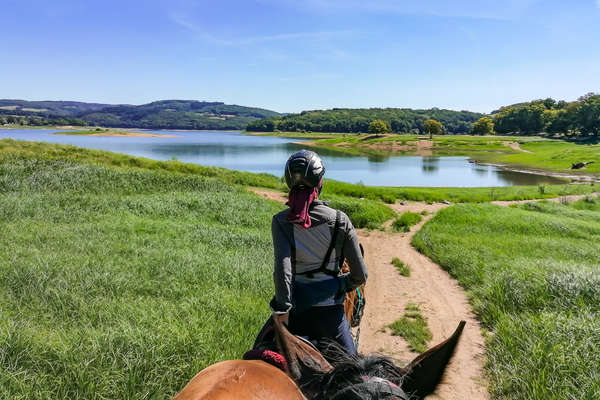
[
  {"left": 391, "top": 257, "right": 410, "bottom": 277},
  {"left": 412, "top": 200, "right": 600, "bottom": 399},
  {"left": 387, "top": 303, "right": 432, "bottom": 353},
  {"left": 392, "top": 211, "right": 422, "bottom": 232},
  {"left": 324, "top": 179, "right": 597, "bottom": 203},
  {"left": 321, "top": 193, "right": 396, "bottom": 229},
  {"left": 476, "top": 140, "right": 600, "bottom": 175},
  {"left": 0, "top": 153, "right": 287, "bottom": 398}
]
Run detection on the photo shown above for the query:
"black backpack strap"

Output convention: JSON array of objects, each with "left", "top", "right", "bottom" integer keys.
[
  {"left": 319, "top": 210, "right": 341, "bottom": 275},
  {"left": 295, "top": 210, "right": 342, "bottom": 277}
]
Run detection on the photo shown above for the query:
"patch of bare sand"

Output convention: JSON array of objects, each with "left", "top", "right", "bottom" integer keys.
[
  {"left": 249, "top": 188, "right": 287, "bottom": 203},
  {"left": 491, "top": 192, "right": 600, "bottom": 206},
  {"left": 89, "top": 131, "right": 180, "bottom": 138},
  {"left": 502, "top": 141, "right": 532, "bottom": 153}
]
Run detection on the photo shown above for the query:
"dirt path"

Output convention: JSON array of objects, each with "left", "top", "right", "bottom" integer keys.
[
  {"left": 358, "top": 202, "right": 488, "bottom": 400},
  {"left": 491, "top": 192, "right": 598, "bottom": 206},
  {"left": 502, "top": 141, "right": 532, "bottom": 153}
]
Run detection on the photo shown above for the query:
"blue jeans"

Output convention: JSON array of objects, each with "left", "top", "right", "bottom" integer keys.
[{"left": 289, "top": 304, "right": 356, "bottom": 356}]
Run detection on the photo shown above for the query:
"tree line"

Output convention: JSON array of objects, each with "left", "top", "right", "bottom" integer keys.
[
  {"left": 249, "top": 94, "right": 600, "bottom": 137},
  {"left": 488, "top": 93, "right": 600, "bottom": 137},
  {"left": 0, "top": 114, "right": 87, "bottom": 127},
  {"left": 247, "top": 108, "right": 484, "bottom": 134}
]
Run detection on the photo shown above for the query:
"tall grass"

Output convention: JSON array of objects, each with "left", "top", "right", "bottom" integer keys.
[
  {"left": 412, "top": 200, "right": 600, "bottom": 399},
  {"left": 321, "top": 194, "right": 396, "bottom": 229},
  {"left": 0, "top": 156, "right": 284, "bottom": 399},
  {"left": 0, "top": 139, "right": 282, "bottom": 189},
  {"left": 324, "top": 179, "right": 597, "bottom": 204}
]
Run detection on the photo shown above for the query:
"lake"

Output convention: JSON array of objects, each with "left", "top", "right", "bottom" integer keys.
[{"left": 0, "top": 129, "right": 566, "bottom": 187}]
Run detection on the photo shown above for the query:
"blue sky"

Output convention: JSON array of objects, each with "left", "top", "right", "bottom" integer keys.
[{"left": 2, "top": 0, "right": 599, "bottom": 113}]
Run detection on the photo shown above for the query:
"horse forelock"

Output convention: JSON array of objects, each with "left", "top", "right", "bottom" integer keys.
[{"left": 304, "top": 342, "right": 408, "bottom": 400}]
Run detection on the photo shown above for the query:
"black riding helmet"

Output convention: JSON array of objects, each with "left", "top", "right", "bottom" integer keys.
[{"left": 284, "top": 150, "right": 325, "bottom": 190}]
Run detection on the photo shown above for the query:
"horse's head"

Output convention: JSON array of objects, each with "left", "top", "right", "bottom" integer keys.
[{"left": 293, "top": 321, "right": 466, "bottom": 400}]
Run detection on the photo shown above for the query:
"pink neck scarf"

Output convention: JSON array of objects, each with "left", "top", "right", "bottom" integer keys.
[{"left": 287, "top": 186, "right": 319, "bottom": 229}]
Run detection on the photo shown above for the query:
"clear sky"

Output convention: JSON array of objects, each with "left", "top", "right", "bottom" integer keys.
[{"left": 2, "top": 0, "right": 599, "bottom": 113}]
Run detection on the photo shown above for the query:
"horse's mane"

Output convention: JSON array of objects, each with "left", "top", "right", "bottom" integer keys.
[{"left": 301, "top": 342, "right": 408, "bottom": 400}]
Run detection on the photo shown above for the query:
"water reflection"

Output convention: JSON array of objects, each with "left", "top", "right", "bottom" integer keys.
[
  {"left": 421, "top": 157, "right": 440, "bottom": 175},
  {"left": 472, "top": 165, "right": 490, "bottom": 177},
  {"left": 0, "top": 129, "right": 567, "bottom": 187}
]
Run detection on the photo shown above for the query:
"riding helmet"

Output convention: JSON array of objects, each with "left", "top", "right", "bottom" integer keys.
[{"left": 284, "top": 150, "right": 325, "bottom": 189}]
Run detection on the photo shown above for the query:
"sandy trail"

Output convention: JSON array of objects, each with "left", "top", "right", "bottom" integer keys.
[
  {"left": 502, "top": 141, "right": 532, "bottom": 153},
  {"left": 358, "top": 202, "right": 488, "bottom": 400},
  {"left": 491, "top": 192, "right": 598, "bottom": 206}
]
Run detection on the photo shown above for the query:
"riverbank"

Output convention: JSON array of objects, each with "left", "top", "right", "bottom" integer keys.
[
  {"left": 256, "top": 132, "right": 600, "bottom": 180},
  {"left": 2, "top": 139, "right": 596, "bottom": 204}
]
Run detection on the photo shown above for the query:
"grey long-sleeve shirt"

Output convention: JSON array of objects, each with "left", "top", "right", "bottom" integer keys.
[{"left": 269, "top": 200, "right": 368, "bottom": 314}]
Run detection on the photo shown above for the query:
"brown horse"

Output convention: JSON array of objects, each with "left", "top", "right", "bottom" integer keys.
[{"left": 173, "top": 315, "right": 466, "bottom": 400}]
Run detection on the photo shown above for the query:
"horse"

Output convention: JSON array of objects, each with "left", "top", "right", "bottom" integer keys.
[{"left": 173, "top": 315, "right": 466, "bottom": 400}]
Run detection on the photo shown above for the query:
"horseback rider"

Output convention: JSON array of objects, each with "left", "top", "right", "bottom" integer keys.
[{"left": 269, "top": 150, "right": 368, "bottom": 355}]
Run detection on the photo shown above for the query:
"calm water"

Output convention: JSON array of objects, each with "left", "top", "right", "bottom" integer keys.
[{"left": 0, "top": 129, "right": 565, "bottom": 187}]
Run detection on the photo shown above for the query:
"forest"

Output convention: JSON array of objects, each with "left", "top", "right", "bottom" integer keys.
[
  {"left": 491, "top": 93, "right": 600, "bottom": 137},
  {"left": 248, "top": 93, "right": 600, "bottom": 138},
  {"left": 246, "top": 107, "right": 484, "bottom": 134}
]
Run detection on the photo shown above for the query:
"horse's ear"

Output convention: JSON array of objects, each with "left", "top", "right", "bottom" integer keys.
[
  {"left": 272, "top": 315, "right": 333, "bottom": 381},
  {"left": 401, "top": 321, "right": 466, "bottom": 399}
]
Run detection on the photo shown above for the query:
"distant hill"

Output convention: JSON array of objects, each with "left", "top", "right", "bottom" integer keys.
[
  {"left": 0, "top": 99, "right": 110, "bottom": 117},
  {"left": 247, "top": 107, "right": 484, "bottom": 134},
  {"left": 0, "top": 99, "right": 280, "bottom": 130}
]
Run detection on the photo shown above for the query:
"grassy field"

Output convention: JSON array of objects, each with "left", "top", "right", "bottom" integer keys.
[
  {"left": 412, "top": 198, "right": 600, "bottom": 399},
  {"left": 324, "top": 179, "right": 597, "bottom": 203},
  {"left": 477, "top": 140, "right": 600, "bottom": 175},
  {"left": 0, "top": 139, "right": 282, "bottom": 189},
  {"left": 0, "top": 152, "right": 288, "bottom": 398}
]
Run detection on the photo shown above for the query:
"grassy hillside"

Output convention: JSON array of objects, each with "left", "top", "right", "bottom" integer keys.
[
  {"left": 413, "top": 200, "right": 600, "bottom": 399},
  {"left": 0, "top": 99, "right": 110, "bottom": 116},
  {"left": 0, "top": 155, "right": 284, "bottom": 399},
  {"left": 79, "top": 100, "right": 280, "bottom": 130},
  {"left": 0, "top": 140, "right": 402, "bottom": 398}
]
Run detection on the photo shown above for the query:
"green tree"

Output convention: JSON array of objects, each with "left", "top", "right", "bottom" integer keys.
[
  {"left": 368, "top": 119, "right": 391, "bottom": 134},
  {"left": 471, "top": 117, "right": 495, "bottom": 135},
  {"left": 576, "top": 94, "right": 600, "bottom": 136},
  {"left": 423, "top": 119, "right": 443, "bottom": 139}
]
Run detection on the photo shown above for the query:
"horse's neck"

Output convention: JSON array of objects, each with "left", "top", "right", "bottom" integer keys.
[{"left": 272, "top": 316, "right": 333, "bottom": 381}]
